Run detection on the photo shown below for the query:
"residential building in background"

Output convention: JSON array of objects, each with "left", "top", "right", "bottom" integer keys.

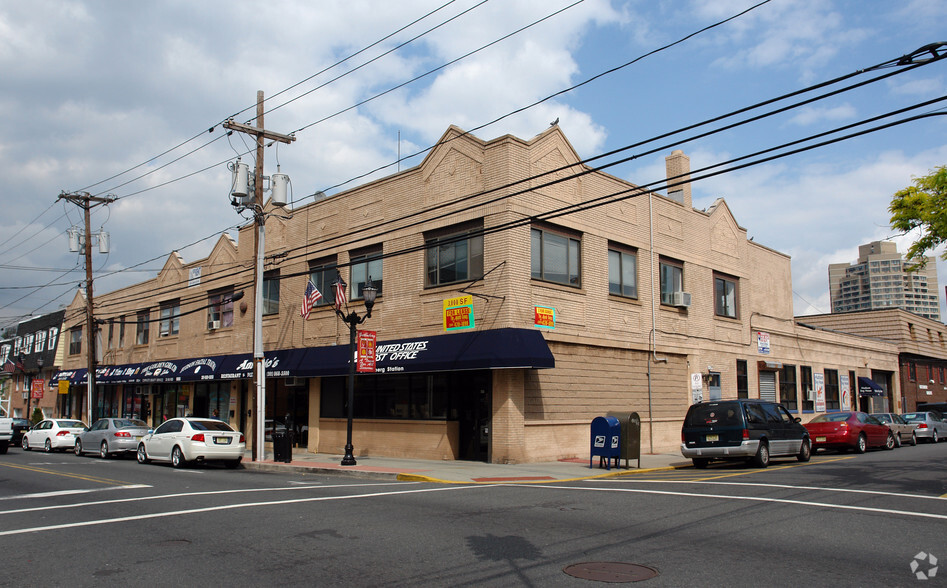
[{"left": 828, "top": 240, "right": 940, "bottom": 321}]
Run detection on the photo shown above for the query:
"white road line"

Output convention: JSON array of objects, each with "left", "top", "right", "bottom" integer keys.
[
  {"left": 512, "top": 484, "right": 947, "bottom": 521},
  {"left": 0, "top": 485, "right": 151, "bottom": 501},
  {"left": 0, "top": 481, "right": 417, "bottom": 516},
  {"left": 0, "top": 484, "right": 487, "bottom": 537},
  {"left": 598, "top": 479, "right": 947, "bottom": 501}
]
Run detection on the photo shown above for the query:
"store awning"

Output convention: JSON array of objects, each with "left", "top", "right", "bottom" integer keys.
[
  {"left": 857, "top": 376, "right": 884, "bottom": 397},
  {"left": 52, "top": 328, "right": 555, "bottom": 384}
]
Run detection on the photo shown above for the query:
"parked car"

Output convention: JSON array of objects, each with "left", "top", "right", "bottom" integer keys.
[
  {"left": 901, "top": 412, "right": 947, "bottom": 443},
  {"left": 870, "top": 413, "right": 918, "bottom": 447},
  {"left": 681, "top": 399, "right": 811, "bottom": 468},
  {"left": 805, "top": 412, "right": 894, "bottom": 453},
  {"left": 11, "top": 418, "right": 30, "bottom": 445},
  {"left": 21, "top": 419, "right": 88, "bottom": 452},
  {"left": 137, "top": 417, "right": 245, "bottom": 468},
  {"left": 75, "top": 418, "right": 150, "bottom": 458}
]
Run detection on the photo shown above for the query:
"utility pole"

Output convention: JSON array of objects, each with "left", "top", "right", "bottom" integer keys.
[
  {"left": 223, "top": 91, "right": 294, "bottom": 462},
  {"left": 59, "top": 191, "right": 115, "bottom": 426}
]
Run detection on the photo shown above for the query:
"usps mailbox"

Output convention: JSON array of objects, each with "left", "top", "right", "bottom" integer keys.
[
  {"left": 607, "top": 410, "right": 642, "bottom": 469},
  {"left": 590, "top": 416, "right": 621, "bottom": 470}
]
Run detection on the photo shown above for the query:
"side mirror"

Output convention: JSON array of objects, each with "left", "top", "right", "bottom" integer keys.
[
  {"left": 794, "top": 417, "right": 801, "bottom": 423},
  {"left": 84, "top": 427, "right": 90, "bottom": 432}
]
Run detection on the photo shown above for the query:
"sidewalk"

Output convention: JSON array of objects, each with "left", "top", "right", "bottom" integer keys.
[{"left": 241, "top": 450, "right": 692, "bottom": 483}]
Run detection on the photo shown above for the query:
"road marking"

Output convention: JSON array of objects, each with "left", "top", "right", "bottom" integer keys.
[
  {"left": 0, "top": 486, "right": 151, "bottom": 501},
  {"left": 513, "top": 484, "right": 947, "bottom": 521},
  {"left": 0, "top": 481, "right": 417, "bottom": 515},
  {"left": 0, "top": 461, "right": 137, "bottom": 486},
  {"left": 0, "top": 484, "right": 488, "bottom": 536},
  {"left": 606, "top": 479, "right": 947, "bottom": 501}
]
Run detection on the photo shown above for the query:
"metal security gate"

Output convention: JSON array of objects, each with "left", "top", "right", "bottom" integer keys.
[{"left": 759, "top": 371, "right": 777, "bottom": 402}]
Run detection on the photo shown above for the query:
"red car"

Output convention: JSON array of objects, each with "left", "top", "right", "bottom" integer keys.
[{"left": 804, "top": 412, "right": 895, "bottom": 453}]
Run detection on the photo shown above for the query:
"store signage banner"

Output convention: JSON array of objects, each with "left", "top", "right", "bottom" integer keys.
[
  {"left": 30, "top": 379, "right": 45, "bottom": 399},
  {"left": 814, "top": 372, "right": 826, "bottom": 412},
  {"left": 357, "top": 330, "right": 377, "bottom": 373},
  {"left": 534, "top": 306, "right": 556, "bottom": 329},
  {"left": 757, "top": 331, "right": 770, "bottom": 355}
]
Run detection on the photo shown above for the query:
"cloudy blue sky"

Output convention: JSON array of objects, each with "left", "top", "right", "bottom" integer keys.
[{"left": 1, "top": 0, "right": 946, "bottom": 330}]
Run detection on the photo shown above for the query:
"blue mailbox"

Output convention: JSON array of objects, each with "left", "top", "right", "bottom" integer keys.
[{"left": 590, "top": 416, "right": 621, "bottom": 469}]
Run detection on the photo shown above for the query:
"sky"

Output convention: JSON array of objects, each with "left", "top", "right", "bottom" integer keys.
[{"left": 1, "top": 0, "right": 946, "bottom": 332}]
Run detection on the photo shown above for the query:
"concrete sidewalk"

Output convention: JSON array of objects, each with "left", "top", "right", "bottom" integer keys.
[{"left": 241, "top": 450, "right": 692, "bottom": 483}]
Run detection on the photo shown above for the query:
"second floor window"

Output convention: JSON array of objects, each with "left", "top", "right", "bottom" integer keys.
[
  {"left": 426, "top": 224, "right": 484, "bottom": 287},
  {"left": 118, "top": 317, "right": 126, "bottom": 348},
  {"left": 309, "top": 260, "right": 338, "bottom": 308},
  {"left": 208, "top": 289, "right": 235, "bottom": 329},
  {"left": 714, "top": 272, "right": 739, "bottom": 318},
  {"left": 159, "top": 300, "right": 180, "bottom": 336},
  {"left": 69, "top": 328, "right": 82, "bottom": 355},
  {"left": 350, "top": 247, "right": 383, "bottom": 300},
  {"left": 531, "top": 226, "right": 581, "bottom": 287},
  {"left": 136, "top": 310, "right": 150, "bottom": 345},
  {"left": 263, "top": 271, "right": 280, "bottom": 316},
  {"left": 608, "top": 247, "right": 637, "bottom": 298},
  {"left": 659, "top": 258, "right": 683, "bottom": 304}
]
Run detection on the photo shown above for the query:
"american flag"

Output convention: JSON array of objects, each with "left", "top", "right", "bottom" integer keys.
[
  {"left": 334, "top": 276, "right": 346, "bottom": 312},
  {"left": 300, "top": 280, "right": 323, "bottom": 320}
]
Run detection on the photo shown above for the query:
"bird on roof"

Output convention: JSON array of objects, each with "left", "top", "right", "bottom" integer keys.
[{"left": 550, "top": 117, "right": 559, "bottom": 126}]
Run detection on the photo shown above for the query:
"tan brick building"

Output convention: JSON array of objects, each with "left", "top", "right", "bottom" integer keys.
[{"left": 55, "top": 126, "right": 901, "bottom": 462}]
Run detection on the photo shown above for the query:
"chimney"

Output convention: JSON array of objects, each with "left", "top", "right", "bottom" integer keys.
[{"left": 665, "top": 150, "right": 692, "bottom": 208}]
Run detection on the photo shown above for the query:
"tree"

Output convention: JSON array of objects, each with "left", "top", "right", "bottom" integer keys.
[{"left": 889, "top": 165, "right": 947, "bottom": 267}]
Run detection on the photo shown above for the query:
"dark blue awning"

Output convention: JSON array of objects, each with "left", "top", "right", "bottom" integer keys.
[
  {"left": 857, "top": 376, "right": 884, "bottom": 397},
  {"left": 54, "top": 328, "right": 554, "bottom": 384}
]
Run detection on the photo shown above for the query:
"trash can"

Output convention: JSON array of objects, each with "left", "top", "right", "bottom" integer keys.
[
  {"left": 272, "top": 431, "right": 292, "bottom": 463},
  {"left": 607, "top": 411, "right": 641, "bottom": 468},
  {"left": 590, "top": 416, "right": 621, "bottom": 470}
]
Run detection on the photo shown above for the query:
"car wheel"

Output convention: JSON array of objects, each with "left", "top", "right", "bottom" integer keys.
[
  {"left": 100, "top": 441, "right": 109, "bottom": 459},
  {"left": 884, "top": 432, "right": 895, "bottom": 450},
  {"left": 74, "top": 439, "right": 83, "bottom": 456},
  {"left": 752, "top": 441, "right": 770, "bottom": 468},
  {"left": 797, "top": 439, "right": 811, "bottom": 462},
  {"left": 854, "top": 433, "right": 867, "bottom": 454},
  {"left": 171, "top": 446, "right": 187, "bottom": 469},
  {"left": 225, "top": 458, "right": 242, "bottom": 470},
  {"left": 21, "top": 436, "right": 30, "bottom": 451},
  {"left": 136, "top": 444, "right": 150, "bottom": 464},
  {"left": 692, "top": 458, "right": 709, "bottom": 469},
  {"left": 910, "top": 432, "right": 917, "bottom": 446},
  {"left": 933, "top": 430, "right": 939, "bottom": 444},
  {"left": 894, "top": 433, "right": 902, "bottom": 448},
  {"left": 44, "top": 439, "right": 52, "bottom": 453}
]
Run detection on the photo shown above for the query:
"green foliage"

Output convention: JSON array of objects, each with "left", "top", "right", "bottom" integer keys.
[
  {"left": 30, "top": 406, "right": 44, "bottom": 424},
  {"left": 889, "top": 165, "right": 947, "bottom": 267}
]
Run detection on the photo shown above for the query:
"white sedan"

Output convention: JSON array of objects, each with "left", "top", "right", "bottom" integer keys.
[
  {"left": 21, "top": 419, "right": 88, "bottom": 452},
  {"left": 137, "top": 417, "right": 245, "bottom": 469}
]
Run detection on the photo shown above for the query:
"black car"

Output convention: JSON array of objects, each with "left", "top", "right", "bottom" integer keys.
[
  {"left": 11, "top": 418, "right": 30, "bottom": 445},
  {"left": 681, "top": 399, "right": 811, "bottom": 468}
]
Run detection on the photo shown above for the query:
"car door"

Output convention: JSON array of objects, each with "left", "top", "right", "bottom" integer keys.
[
  {"left": 759, "top": 403, "right": 788, "bottom": 456},
  {"left": 35, "top": 420, "right": 51, "bottom": 447},
  {"left": 87, "top": 419, "right": 107, "bottom": 449},
  {"left": 148, "top": 420, "right": 176, "bottom": 459},
  {"left": 862, "top": 414, "right": 887, "bottom": 446}
]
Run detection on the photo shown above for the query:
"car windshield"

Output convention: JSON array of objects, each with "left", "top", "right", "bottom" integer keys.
[
  {"left": 55, "top": 420, "right": 86, "bottom": 428},
  {"left": 188, "top": 420, "right": 235, "bottom": 432},
  {"left": 684, "top": 403, "right": 743, "bottom": 427},
  {"left": 902, "top": 413, "right": 926, "bottom": 422},
  {"left": 872, "top": 414, "right": 892, "bottom": 423},
  {"left": 809, "top": 413, "right": 851, "bottom": 423},
  {"left": 115, "top": 419, "right": 147, "bottom": 428}
]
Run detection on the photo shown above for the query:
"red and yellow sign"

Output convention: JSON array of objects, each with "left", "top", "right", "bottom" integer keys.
[
  {"left": 30, "top": 379, "right": 45, "bottom": 400},
  {"left": 357, "top": 330, "right": 377, "bottom": 373},
  {"left": 534, "top": 306, "right": 556, "bottom": 329},
  {"left": 443, "top": 295, "right": 474, "bottom": 331}
]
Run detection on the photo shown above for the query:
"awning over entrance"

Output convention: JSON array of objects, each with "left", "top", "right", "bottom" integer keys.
[
  {"left": 857, "top": 376, "right": 884, "bottom": 397},
  {"left": 50, "top": 328, "right": 555, "bottom": 385}
]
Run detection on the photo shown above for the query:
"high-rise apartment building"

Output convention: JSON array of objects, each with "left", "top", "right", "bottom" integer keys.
[{"left": 828, "top": 241, "right": 940, "bottom": 321}]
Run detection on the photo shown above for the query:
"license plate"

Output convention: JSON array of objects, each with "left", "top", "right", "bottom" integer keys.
[
  {"left": 705, "top": 434, "right": 719, "bottom": 442},
  {"left": 214, "top": 437, "right": 231, "bottom": 445},
  {"left": 816, "top": 436, "right": 826, "bottom": 442},
  {"left": 135, "top": 436, "right": 142, "bottom": 441}
]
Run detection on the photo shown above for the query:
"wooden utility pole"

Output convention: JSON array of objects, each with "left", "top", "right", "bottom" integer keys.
[
  {"left": 223, "top": 91, "right": 294, "bottom": 461},
  {"left": 58, "top": 192, "right": 115, "bottom": 425}
]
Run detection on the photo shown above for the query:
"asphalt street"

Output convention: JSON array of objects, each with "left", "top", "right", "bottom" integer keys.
[{"left": 0, "top": 443, "right": 945, "bottom": 587}]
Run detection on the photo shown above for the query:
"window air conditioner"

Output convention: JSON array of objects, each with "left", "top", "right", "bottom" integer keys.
[
  {"left": 209, "top": 320, "right": 221, "bottom": 330},
  {"left": 806, "top": 388, "right": 814, "bottom": 401},
  {"left": 672, "top": 291, "right": 692, "bottom": 308}
]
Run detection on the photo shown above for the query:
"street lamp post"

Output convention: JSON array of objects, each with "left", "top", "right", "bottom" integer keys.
[{"left": 332, "top": 274, "right": 377, "bottom": 466}]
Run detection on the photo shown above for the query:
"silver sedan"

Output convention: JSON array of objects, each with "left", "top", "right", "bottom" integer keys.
[
  {"left": 871, "top": 413, "right": 918, "bottom": 447},
  {"left": 75, "top": 418, "right": 150, "bottom": 458},
  {"left": 901, "top": 412, "right": 947, "bottom": 443}
]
